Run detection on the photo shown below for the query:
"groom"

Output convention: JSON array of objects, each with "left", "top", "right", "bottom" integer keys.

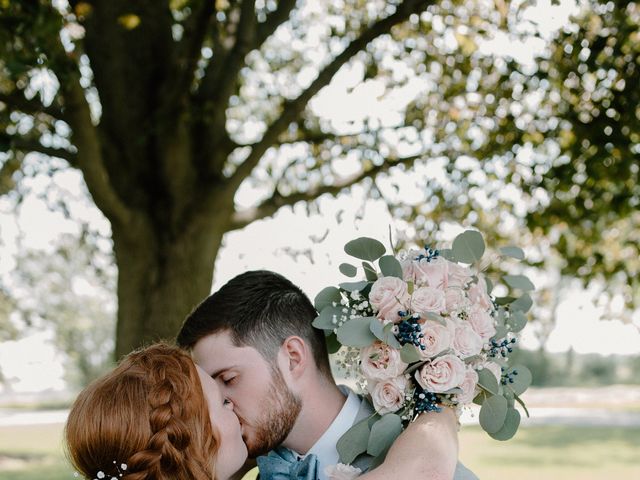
[{"left": 177, "top": 270, "right": 478, "bottom": 479}]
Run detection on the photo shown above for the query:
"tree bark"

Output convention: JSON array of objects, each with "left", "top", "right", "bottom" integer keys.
[{"left": 112, "top": 211, "right": 227, "bottom": 359}]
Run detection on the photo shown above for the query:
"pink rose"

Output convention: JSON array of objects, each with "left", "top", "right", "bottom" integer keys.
[
  {"left": 444, "top": 288, "right": 466, "bottom": 313},
  {"left": 452, "top": 322, "right": 484, "bottom": 359},
  {"left": 411, "top": 286, "right": 446, "bottom": 315},
  {"left": 360, "top": 341, "right": 408, "bottom": 381},
  {"left": 468, "top": 276, "right": 492, "bottom": 310},
  {"left": 456, "top": 368, "right": 479, "bottom": 405},
  {"left": 467, "top": 305, "right": 496, "bottom": 342},
  {"left": 448, "top": 263, "right": 473, "bottom": 288},
  {"left": 419, "top": 320, "right": 452, "bottom": 359},
  {"left": 415, "top": 354, "right": 466, "bottom": 393},
  {"left": 414, "top": 256, "right": 449, "bottom": 289},
  {"left": 371, "top": 375, "right": 408, "bottom": 414},
  {"left": 400, "top": 249, "right": 424, "bottom": 283},
  {"left": 369, "top": 276, "right": 410, "bottom": 323}
]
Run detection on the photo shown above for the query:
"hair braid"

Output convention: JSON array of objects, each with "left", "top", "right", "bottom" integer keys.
[{"left": 66, "top": 343, "right": 217, "bottom": 480}]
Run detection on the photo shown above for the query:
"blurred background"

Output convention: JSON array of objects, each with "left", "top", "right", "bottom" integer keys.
[{"left": 0, "top": 0, "right": 638, "bottom": 479}]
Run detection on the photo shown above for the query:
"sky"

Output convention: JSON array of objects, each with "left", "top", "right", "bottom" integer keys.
[{"left": 1, "top": 0, "right": 639, "bottom": 393}]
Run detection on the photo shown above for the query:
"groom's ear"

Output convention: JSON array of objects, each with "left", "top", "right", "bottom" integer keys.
[{"left": 280, "top": 336, "right": 308, "bottom": 378}]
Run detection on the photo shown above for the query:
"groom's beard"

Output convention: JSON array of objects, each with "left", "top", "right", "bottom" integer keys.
[{"left": 244, "top": 367, "right": 301, "bottom": 457}]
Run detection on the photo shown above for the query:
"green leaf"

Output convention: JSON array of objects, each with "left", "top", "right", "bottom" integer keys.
[
  {"left": 492, "top": 325, "right": 509, "bottom": 340},
  {"left": 336, "top": 317, "right": 378, "bottom": 347},
  {"left": 344, "top": 237, "right": 386, "bottom": 262},
  {"left": 379, "top": 255, "right": 403, "bottom": 278},
  {"left": 514, "top": 393, "right": 530, "bottom": 418},
  {"left": 439, "top": 248, "right": 456, "bottom": 261},
  {"left": 504, "top": 365, "right": 532, "bottom": 396},
  {"left": 337, "top": 417, "right": 371, "bottom": 464},
  {"left": 511, "top": 293, "right": 533, "bottom": 313},
  {"left": 488, "top": 407, "right": 521, "bottom": 441},
  {"left": 314, "top": 286, "right": 341, "bottom": 312},
  {"left": 452, "top": 230, "right": 485, "bottom": 264},
  {"left": 400, "top": 343, "right": 423, "bottom": 364},
  {"left": 479, "top": 394, "right": 508, "bottom": 434},
  {"left": 370, "top": 319, "right": 401, "bottom": 349},
  {"left": 339, "top": 280, "right": 369, "bottom": 292},
  {"left": 508, "top": 311, "right": 528, "bottom": 332},
  {"left": 485, "top": 276, "right": 494, "bottom": 294},
  {"left": 312, "top": 305, "right": 343, "bottom": 330},
  {"left": 477, "top": 368, "right": 500, "bottom": 395},
  {"left": 495, "top": 296, "right": 517, "bottom": 306},
  {"left": 503, "top": 275, "right": 535, "bottom": 291},
  {"left": 339, "top": 263, "right": 357, "bottom": 277},
  {"left": 367, "top": 414, "right": 403, "bottom": 457},
  {"left": 325, "top": 332, "right": 341, "bottom": 354},
  {"left": 500, "top": 246, "right": 525, "bottom": 260},
  {"left": 362, "top": 261, "right": 378, "bottom": 281}
]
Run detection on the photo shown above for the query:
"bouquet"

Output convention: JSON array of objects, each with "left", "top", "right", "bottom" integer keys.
[{"left": 313, "top": 230, "right": 533, "bottom": 466}]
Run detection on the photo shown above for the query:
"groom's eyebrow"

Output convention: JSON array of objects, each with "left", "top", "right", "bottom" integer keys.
[{"left": 209, "top": 366, "right": 234, "bottom": 379}]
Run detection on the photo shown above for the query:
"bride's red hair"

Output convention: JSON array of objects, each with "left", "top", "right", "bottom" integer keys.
[{"left": 65, "top": 343, "right": 219, "bottom": 480}]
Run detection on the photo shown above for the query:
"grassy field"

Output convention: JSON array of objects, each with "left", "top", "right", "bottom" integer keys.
[{"left": 1, "top": 422, "right": 639, "bottom": 480}]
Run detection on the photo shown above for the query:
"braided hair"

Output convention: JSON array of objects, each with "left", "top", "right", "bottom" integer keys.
[{"left": 65, "top": 343, "right": 219, "bottom": 480}]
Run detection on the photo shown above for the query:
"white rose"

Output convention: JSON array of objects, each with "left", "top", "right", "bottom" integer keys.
[
  {"left": 411, "top": 286, "right": 446, "bottom": 315},
  {"left": 452, "top": 322, "right": 484, "bottom": 359},
  {"left": 369, "top": 276, "right": 410, "bottom": 323},
  {"left": 467, "top": 305, "right": 496, "bottom": 342},
  {"left": 371, "top": 375, "right": 408, "bottom": 414},
  {"left": 360, "top": 341, "right": 408, "bottom": 381},
  {"left": 418, "top": 320, "right": 452, "bottom": 359},
  {"left": 415, "top": 354, "right": 466, "bottom": 393},
  {"left": 456, "top": 368, "right": 479, "bottom": 405},
  {"left": 325, "top": 463, "right": 362, "bottom": 480}
]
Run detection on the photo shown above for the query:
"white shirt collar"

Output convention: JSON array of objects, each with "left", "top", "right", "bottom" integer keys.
[{"left": 303, "top": 386, "right": 361, "bottom": 480}]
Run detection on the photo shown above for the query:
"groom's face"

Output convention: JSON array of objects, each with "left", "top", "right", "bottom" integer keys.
[{"left": 192, "top": 330, "right": 302, "bottom": 457}]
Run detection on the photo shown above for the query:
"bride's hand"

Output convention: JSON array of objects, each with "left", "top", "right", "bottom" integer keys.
[{"left": 360, "top": 406, "right": 459, "bottom": 480}]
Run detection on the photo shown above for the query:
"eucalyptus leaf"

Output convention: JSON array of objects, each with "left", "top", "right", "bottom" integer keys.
[
  {"left": 452, "top": 230, "right": 485, "bottom": 264},
  {"left": 479, "top": 394, "right": 508, "bottom": 434},
  {"left": 367, "top": 414, "right": 403, "bottom": 457},
  {"left": 508, "top": 310, "right": 528, "bottom": 333},
  {"left": 325, "top": 332, "right": 341, "bottom": 354},
  {"left": 504, "top": 365, "right": 532, "bottom": 396},
  {"left": 339, "top": 263, "right": 357, "bottom": 277},
  {"left": 439, "top": 248, "right": 456, "bottom": 261},
  {"left": 344, "top": 237, "right": 386, "bottom": 262},
  {"left": 485, "top": 276, "right": 494, "bottom": 294},
  {"left": 477, "top": 368, "right": 500, "bottom": 395},
  {"left": 514, "top": 393, "right": 530, "bottom": 418},
  {"left": 362, "top": 261, "right": 378, "bottom": 281},
  {"left": 495, "top": 296, "right": 517, "bottom": 306},
  {"left": 511, "top": 293, "right": 533, "bottom": 313},
  {"left": 370, "top": 319, "right": 401, "bottom": 348},
  {"left": 379, "top": 255, "right": 403, "bottom": 278},
  {"left": 312, "top": 305, "right": 344, "bottom": 330},
  {"left": 488, "top": 407, "right": 521, "bottom": 441},
  {"left": 339, "top": 280, "right": 370, "bottom": 292},
  {"left": 314, "top": 286, "right": 341, "bottom": 312},
  {"left": 503, "top": 275, "right": 535, "bottom": 291},
  {"left": 336, "top": 317, "right": 378, "bottom": 347},
  {"left": 336, "top": 417, "right": 371, "bottom": 464},
  {"left": 500, "top": 246, "right": 525, "bottom": 260},
  {"left": 492, "top": 325, "right": 509, "bottom": 340},
  {"left": 400, "top": 343, "right": 423, "bottom": 364}
]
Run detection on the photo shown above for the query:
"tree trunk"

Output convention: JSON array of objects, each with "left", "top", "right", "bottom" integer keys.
[{"left": 112, "top": 213, "right": 226, "bottom": 359}]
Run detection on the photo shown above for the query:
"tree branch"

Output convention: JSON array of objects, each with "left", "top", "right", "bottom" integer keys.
[
  {"left": 61, "top": 75, "right": 133, "bottom": 227},
  {"left": 255, "top": 0, "right": 297, "bottom": 48},
  {"left": 225, "top": 0, "right": 431, "bottom": 195},
  {"left": 229, "top": 153, "right": 424, "bottom": 230},
  {"left": 9, "top": 136, "right": 77, "bottom": 164},
  {"left": 0, "top": 91, "right": 66, "bottom": 122}
]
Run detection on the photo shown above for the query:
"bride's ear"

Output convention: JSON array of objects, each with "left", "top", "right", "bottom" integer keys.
[{"left": 280, "top": 336, "right": 308, "bottom": 378}]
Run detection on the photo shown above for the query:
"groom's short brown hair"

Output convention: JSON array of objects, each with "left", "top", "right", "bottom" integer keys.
[{"left": 177, "top": 270, "right": 332, "bottom": 377}]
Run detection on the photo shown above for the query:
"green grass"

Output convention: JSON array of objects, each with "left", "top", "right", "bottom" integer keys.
[{"left": 1, "top": 423, "right": 639, "bottom": 480}]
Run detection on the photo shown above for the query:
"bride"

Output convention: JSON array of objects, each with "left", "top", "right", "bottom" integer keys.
[{"left": 66, "top": 343, "right": 459, "bottom": 480}]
